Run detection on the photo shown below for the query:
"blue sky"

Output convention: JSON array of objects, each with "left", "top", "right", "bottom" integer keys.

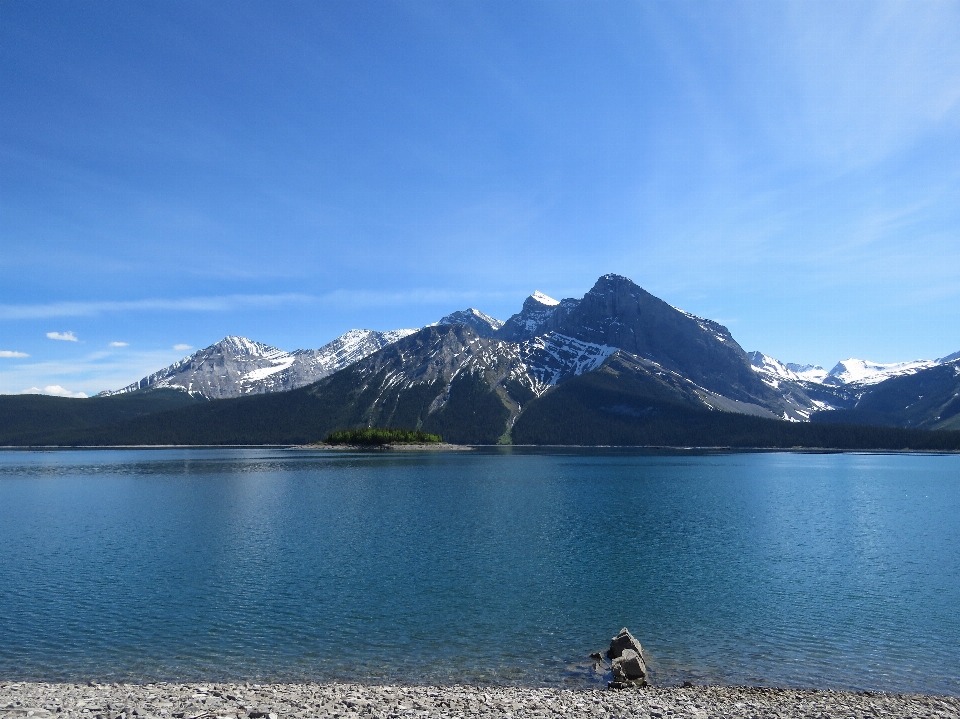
[{"left": 2, "top": 1, "right": 960, "bottom": 396}]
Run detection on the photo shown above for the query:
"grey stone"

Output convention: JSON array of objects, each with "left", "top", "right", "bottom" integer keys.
[
  {"left": 608, "top": 627, "right": 643, "bottom": 661},
  {"left": 612, "top": 649, "right": 645, "bottom": 681}
]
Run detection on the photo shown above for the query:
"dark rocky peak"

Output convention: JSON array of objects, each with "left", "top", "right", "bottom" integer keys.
[
  {"left": 549, "top": 274, "right": 769, "bottom": 404},
  {"left": 435, "top": 308, "right": 503, "bottom": 338},
  {"left": 939, "top": 349, "right": 960, "bottom": 363}
]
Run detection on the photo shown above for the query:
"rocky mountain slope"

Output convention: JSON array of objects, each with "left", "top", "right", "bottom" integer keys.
[{"left": 100, "top": 329, "right": 416, "bottom": 400}]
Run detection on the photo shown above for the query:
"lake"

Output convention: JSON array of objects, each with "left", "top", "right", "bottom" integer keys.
[{"left": 1, "top": 448, "right": 958, "bottom": 694}]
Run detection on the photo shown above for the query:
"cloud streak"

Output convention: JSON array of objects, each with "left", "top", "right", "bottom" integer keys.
[
  {"left": 0, "top": 290, "right": 519, "bottom": 320},
  {"left": 316, "top": 288, "right": 519, "bottom": 309},
  {"left": 0, "top": 294, "right": 315, "bottom": 320},
  {"left": 20, "top": 385, "right": 88, "bottom": 398},
  {"left": 46, "top": 331, "right": 78, "bottom": 341},
  {"left": 0, "top": 350, "right": 30, "bottom": 358}
]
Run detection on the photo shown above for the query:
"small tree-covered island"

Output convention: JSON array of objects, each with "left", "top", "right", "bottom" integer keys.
[{"left": 323, "top": 428, "right": 442, "bottom": 446}]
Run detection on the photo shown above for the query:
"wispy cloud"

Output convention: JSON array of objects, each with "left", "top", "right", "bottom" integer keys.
[
  {"left": 46, "top": 331, "right": 78, "bottom": 342},
  {"left": 173, "top": 344, "right": 192, "bottom": 351},
  {"left": 21, "top": 385, "right": 88, "bottom": 398},
  {"left": 0, "top": 294, "right": 314, "bottom": 320},
  {"left": 317, "top": 288, "right": 517, "bottom": 309},
  {"left": 0, "top": 290, "right": 517, "bottom": 321},
  {"left": 0, "top": 348, "right": 198, "bottom": 396},
  {"left": 0, "top": 350, "right": 30, "bottom": 358},
  {"left": 109, "top": 341, "right": 129, "bottom": 347}
]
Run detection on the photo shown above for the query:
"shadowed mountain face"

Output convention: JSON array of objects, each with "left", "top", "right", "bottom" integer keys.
[
  {"left": 551, "top": 274, "right": 771, "bottom": 403},
  {"left": 497, "top": 274, "right": 777, "bottom": 407}
]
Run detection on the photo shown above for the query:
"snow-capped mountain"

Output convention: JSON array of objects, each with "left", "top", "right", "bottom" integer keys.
[
  {"left": 435, "top": 308, "right": 503, "bottom": 337},
  {"left": 497, "top": 291, "right": 571, "bottom": 341},
  {"left": 748, "top": 352, "right": 829, "bottom": 384},
  {"left": 747, "top": 347, "right": 960, "bottom": 423},
  {"left": 750, "top": 351, "right": 958, "bottom": 390},
  {"left": 493, "top": 275, "right": 818, "bottom": 417},
  {"left": 100, "top": 329, "right": 416, "bottom": 400},
  {"left": 823, "top": 357, "right": 942, "bottom": 386}
]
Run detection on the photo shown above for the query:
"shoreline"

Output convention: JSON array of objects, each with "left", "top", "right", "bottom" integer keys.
[
  {"left": 2, "top": 682, "right": 958, "bottom": 719},
  {"left": 305, "top": 443, "right": 473, "bottom": 451},
  {"left": 2, "top": 444, "right": 959, "bottom": 454}
]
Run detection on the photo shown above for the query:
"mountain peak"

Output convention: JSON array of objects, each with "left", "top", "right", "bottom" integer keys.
[
  {"left": 436, "top": 308, "right": 503, "bottom": 338},
  {"left": 529, "top": 291, "right": 559, "bottom": 306},
  {"left": 827, "top": 357, "right": 939, "bottom": 385},
  {"left": 596, "top": 273, "right": 634, "bottom": 285},
  {"left": 210, "top": 336, "right": 284, "bottom": 358}
]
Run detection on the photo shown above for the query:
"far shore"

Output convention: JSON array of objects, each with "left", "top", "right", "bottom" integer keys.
[
  {"left": 2, "top": 444, "right": 960, "bottom": 454},
  {"left": 1, "top": 681, "right": 957, "bottom": 719}
]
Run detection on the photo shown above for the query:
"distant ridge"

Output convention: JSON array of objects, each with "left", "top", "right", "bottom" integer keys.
[
  {"left": 99, "top": 329, "right": 416, "bottom": 400},
  {"left": 5, "top": 272, "right": 956, "bottom": 445}
]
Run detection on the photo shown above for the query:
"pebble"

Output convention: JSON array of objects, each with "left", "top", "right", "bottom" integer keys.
[{"left": 0, "top": 682, "right": 957, "bottom": 718}]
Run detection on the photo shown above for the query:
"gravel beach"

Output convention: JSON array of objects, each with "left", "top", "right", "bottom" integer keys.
[{"left": 2, "top": 682, "right": 958, "bottom": 719}]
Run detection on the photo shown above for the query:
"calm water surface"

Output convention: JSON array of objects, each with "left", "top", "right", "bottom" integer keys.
[{"left": 1, "top": 448, "right": 958, "bottom": 694}]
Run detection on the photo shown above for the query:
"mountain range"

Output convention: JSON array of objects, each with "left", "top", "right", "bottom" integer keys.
[{"left": 2, "top": 274, "right": 959, "bottom": 446}]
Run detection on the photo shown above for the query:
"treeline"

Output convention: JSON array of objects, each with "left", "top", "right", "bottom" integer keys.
[
  {"left": 0, "top": 389, "right": 204, "bottom": 445},
  {"left": 511, "top": 365, "right": 960, "bottom": 450},
  {"left": 325, "top": 428, "right": 441, "bottom": 445}
]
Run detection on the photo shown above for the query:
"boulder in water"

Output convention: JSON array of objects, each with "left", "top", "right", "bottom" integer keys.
[
  {"left": 608, "top": 627, "right": 644, "bottom": 661},
  {"left": 612, "top": 649, "right": 645, "bottom": 681},
  {"left": 606, "top": 627, "right": 647, "bottom": 688}
]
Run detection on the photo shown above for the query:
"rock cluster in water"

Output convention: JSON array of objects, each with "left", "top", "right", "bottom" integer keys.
[
  {"left": 2, "top": 681, "right": 958, "bottom": 719},
  {"left": 589, "top": 627, "right": 648, "bottom": 689}
]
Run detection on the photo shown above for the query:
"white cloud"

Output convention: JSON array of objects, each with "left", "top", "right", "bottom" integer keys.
[
  {"left": 109, "top": 341, "right": 129, "bottom": 347},
  {"left": 0, "top": 350, "right": 29, "bottom": 358},
  {"left": 46, "top": 331, "right": 78, "bottom": 342},
  {"left": 173, "top": 344, "right": 192, "bottom": 351},
  {"left": 21, "top": 385, "right": 88, "bottom": 398}
]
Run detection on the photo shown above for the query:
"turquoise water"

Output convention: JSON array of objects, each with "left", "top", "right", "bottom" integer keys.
[{"left": 1, "top": 448, "right": 958, "bottom": 694}]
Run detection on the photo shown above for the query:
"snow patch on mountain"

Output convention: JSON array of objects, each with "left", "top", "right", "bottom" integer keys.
[
  {"left": 826, "top": 357, "right": 940, "bottom": 386},
  {"left": 518, "top": 333, "right": 616, "bottom": 389},
  {"left": 531, "top": 290, "right": 559, "bottom": 306},
  {"left": 748, "top": 351, "right": 829, "bottom": 384}
]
